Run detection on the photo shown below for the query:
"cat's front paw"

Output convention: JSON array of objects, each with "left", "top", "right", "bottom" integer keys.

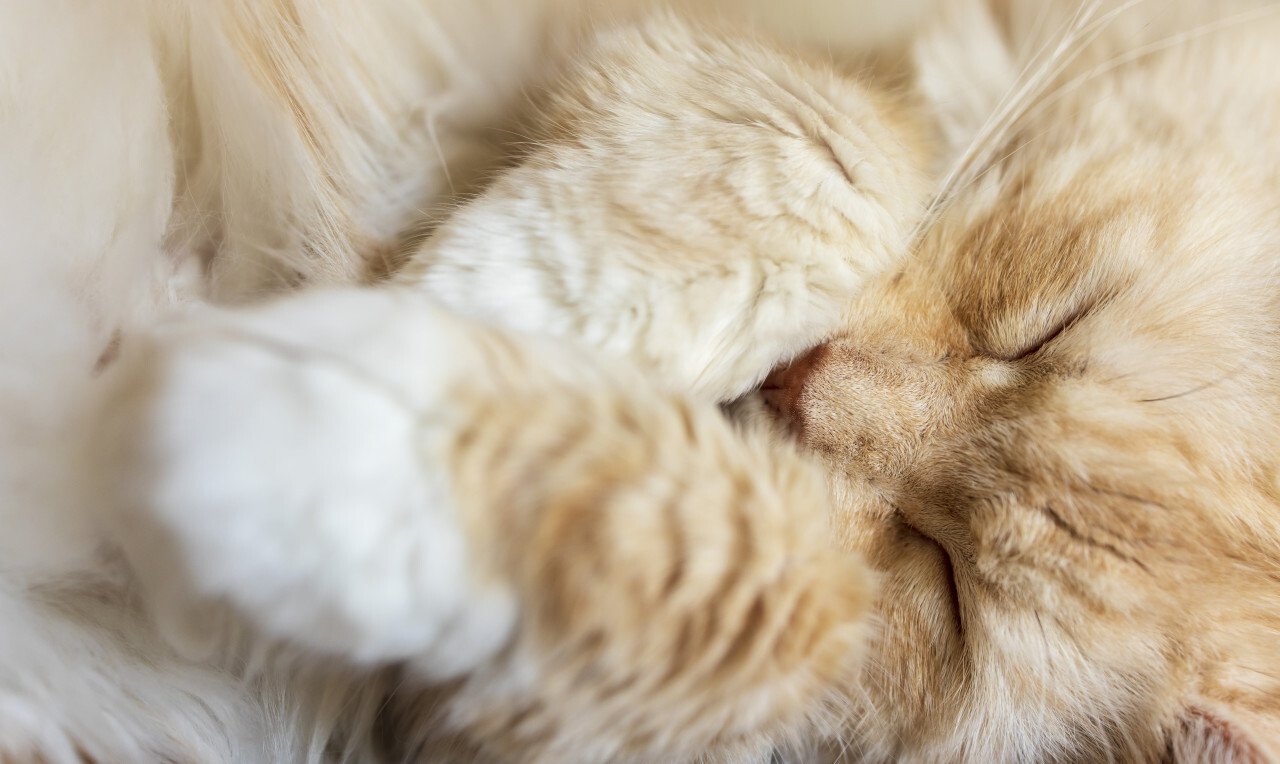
[
  {"left": 398, "top": 13, "right": 929, "bottom": 402},
  {"left": 89, "top": 286, "right": 872, "bottom": 761},
  {"left": 383, "top": 361, "right": 873, "bottom": 760},
  {"left": 88, "top": 289, "right": 517, "bottom": 676}
]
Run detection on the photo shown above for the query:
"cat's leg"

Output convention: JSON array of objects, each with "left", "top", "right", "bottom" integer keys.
[
  {"left": 395, "top": 12, "right": 931, "bottom": 403},
  {"left": 89, "top": 287, "right": 871, "bottom": 761}
]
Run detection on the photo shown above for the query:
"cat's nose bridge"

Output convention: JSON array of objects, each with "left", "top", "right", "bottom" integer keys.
[
  {"left": 773, "top": 336, "right": 971, "bottom": 479},
  {"left": 761, "top": 344, "right": 830, "bottom": 428}
]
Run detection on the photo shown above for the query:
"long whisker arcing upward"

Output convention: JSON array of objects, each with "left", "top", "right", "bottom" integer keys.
[
  {"left": 912, "top": 0, "right": 1146, "bottom": 239},
  {"left": 916, "top": 0, "right": 1280, "bottom": 244},
  {"left": 1016, "top": 3, "right": 1280, "bottom": 134}
]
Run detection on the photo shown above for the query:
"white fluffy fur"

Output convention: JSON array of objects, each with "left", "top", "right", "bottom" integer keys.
[
  {"left": 91, "top": 291, "right": 518, "bottom": 677},
  {"left": 0, "top": 1, "right": 535, "bottom": 758}
]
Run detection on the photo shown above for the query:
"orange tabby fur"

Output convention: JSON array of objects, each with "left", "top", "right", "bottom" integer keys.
[
  {"left": 4, "top": 0, "right": 1280, "bottom": 762},
  {"left": 767, "top": 2, "right": 1280, "bottom": 758},
  {"left": 387, "top": 1, "right": 1280, "bottom": 759}
]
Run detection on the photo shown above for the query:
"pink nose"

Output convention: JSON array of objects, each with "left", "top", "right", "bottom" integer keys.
[{"left": 761, "top": 343, "right": 828, "bottom": 428}]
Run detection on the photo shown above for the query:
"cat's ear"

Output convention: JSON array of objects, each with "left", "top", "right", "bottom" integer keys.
[
  {"left": 911, "top": 0, "right": 1017, "bottom": 164},
  {"left": 1164, "top": 703, "right": 1279, "bottom": 763}
]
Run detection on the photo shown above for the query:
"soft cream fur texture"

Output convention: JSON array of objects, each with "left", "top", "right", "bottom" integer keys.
[{"left": 2, "top": 0, "right": 1278, "bottom": 762}]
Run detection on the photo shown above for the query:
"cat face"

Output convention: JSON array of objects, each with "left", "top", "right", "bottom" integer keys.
[
  {"left": 764, "top": 57, "right": 1280, "bottom": 761},
  {"left": 382, "top": 2, "right": 1280, "bottom": 759}
]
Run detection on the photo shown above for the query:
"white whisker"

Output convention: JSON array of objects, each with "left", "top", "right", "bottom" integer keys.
[
  {"left": 916, "top": 0, "right": 1148, "bottom": 238},
  {"left": 1021, "top": 3, "right": 1280, "bottom": 128}
]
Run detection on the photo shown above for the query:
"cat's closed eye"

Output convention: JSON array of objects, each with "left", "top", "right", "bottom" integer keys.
[{"left": 990, "top": 303, "right": 1091, "bottom": 363}]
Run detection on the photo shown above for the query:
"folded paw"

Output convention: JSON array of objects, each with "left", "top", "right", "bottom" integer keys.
[
  {"left": 416, "top": 385, "right": 873, "bottom": 760},
  {"left": 91, "top": 287, "right": 872, "bottom": 760},
  {"left": 399, "top": 13, "right": 929, "bottom": 402}
]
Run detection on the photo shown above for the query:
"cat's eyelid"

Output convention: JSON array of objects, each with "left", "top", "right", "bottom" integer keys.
[{"left": 1000, "top": 304, "right": 1090, "bottom": 363}]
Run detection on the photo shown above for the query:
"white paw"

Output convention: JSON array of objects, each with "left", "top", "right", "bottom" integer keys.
[{"left": 91, "top": 289, "right": 515, "bottom": 678}]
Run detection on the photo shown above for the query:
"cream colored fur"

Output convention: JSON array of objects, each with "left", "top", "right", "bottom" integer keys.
[{"left": 2, "top": 0, "right": 1278, "bottom": 762}]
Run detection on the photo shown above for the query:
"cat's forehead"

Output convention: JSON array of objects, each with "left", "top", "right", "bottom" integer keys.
[{"left": 872, "top": 148, "right": 1270, "bottom": 371}]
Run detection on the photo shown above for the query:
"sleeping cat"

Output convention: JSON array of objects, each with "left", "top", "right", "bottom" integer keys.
[{"left": 3, "top": 0, "right": 1278, "bottom": 761}]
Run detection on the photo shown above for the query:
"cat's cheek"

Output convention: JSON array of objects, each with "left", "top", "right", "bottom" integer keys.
[{"left": 84, "top": 291, "right": 518, "bottom": 677}]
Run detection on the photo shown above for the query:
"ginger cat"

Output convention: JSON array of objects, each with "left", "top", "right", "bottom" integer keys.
[{"left": 2, "top": 0, "right": 1278, "bottom": 762}]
